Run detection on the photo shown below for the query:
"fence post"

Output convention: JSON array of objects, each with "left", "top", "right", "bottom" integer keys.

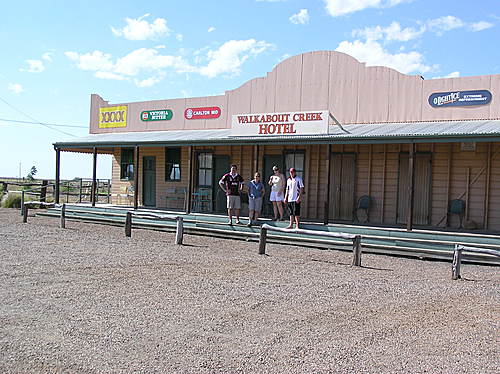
[
  {"left": 352, "top": 235, "right": 362, "bottom": 267},
  {"left": 79, "top": 178, "right": 83, "bottom": 203},
  {"left": 107, "top": 179, "right": 111, "bottom": 203},
  {"left": 175, "top": 217, "right": 184, "bottom": 245},
  {"left": 21, "top": 190, "right": 25, "bottom": 216},
  {"left": 259, "top": 226, "right": 267, "bottom": 255},
  {"left": 125, "top": 212, "right": 132, "bottom": 237},
  {"left": 22, "top": 205, "right": 28, "bottom": 223},
  {"left": 60, "top": 203, "right": 66, "bottom": 229},
  {"left": 452, "top": 245, "right": 462, "bottom": 280}
]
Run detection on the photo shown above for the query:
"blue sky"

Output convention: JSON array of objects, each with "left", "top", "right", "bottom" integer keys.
[{"left": 0, "top": 0, "right": 498, "bottom": 179}]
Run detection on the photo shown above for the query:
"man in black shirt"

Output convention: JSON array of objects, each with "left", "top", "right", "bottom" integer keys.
[{"left": 219, "top": 164, "right": 244, "bottom": 225}]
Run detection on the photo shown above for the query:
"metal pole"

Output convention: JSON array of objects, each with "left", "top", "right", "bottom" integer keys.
[
  {"left": 186, "top": 146, "right": 194, "bottom": 214},
  {"left": 107, "top": 179, "right": 111, "bottom": 203},
  {"left": 92, "top": 147, "right": 97, "bottom": 207},
  {"left": 406, "top": 143, "right": 415, "bottom": 231},
  {"left": 79, "top": 178, "right": 83, "bottom": 203},
  {"left": 324, "top": 144, "right": 332, "bottom": 225},
  {"left": 134, "top": 146, "right": 139, "bottom": 210},
  {"left": 55, "top": 148, "right": 60, "bottom": 204}
]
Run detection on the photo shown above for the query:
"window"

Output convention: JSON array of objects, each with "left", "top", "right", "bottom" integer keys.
[
  {"left": 198, "top": 153, "right": 213, "bottom": 187},
  {"left": 285, "top": 152, "right": 305, "bottom": 179},
  {"left": 120, "top": 148, "right": 134, "bottom": 180},
  {"left": 165, "top": 148, "right": 181, "bottom": 181}
]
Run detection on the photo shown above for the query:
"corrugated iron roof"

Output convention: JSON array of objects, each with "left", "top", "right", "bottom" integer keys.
[{"left": 54, "top": 120, "right": 500, "bottom": 149}]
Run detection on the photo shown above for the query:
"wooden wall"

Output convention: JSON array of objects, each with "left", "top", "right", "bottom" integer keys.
[{"left": 111, "top": 141, "right": 500, "bottom": 231}]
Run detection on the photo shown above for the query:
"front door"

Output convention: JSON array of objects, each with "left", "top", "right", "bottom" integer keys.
[
  {"left": 142, "top": 156, "right": 156, "bottom": 207},
  {"left": 263, "top": 154, "right": 284, "bottom": 217},
  {"left": 213, "top": 155, "right": 231, "bottom": 213},
  {"left": 329, "top": 153, "right": 356, "bottom": 221},
  {"left": 397, "top": 153, "right": 432, "bottom": 225}
]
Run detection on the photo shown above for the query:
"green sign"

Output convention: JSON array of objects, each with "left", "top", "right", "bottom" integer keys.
[{"left": 141, "top": 109, "right": 173, "bottom": 121}]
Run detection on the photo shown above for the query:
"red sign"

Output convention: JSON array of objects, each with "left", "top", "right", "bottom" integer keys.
[{"left": 184, "top": 106, "right": 221, "bottom": 120}]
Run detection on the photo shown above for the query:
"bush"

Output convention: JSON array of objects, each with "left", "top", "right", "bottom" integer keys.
[{"left": 1, "top": 193, "right": 22, "bottom": 208}]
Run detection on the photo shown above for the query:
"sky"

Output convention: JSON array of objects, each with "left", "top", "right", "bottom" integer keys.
[{"left": 0, "top": 0, "right": 498, "bottom": 179}]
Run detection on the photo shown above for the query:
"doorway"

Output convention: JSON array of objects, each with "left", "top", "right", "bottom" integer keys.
[
  {"left": 397, "top": 153, "right": 432, "bottom": 225},
  {"left": 142, "top": 156, "right": 156, "bottom": 207},
  {"left": 329, "top": 153, "right": 356, "bottom": 221}
]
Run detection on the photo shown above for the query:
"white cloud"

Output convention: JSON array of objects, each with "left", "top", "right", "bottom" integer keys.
[
  {"left": 111, "top": 14, "right": 171, "bottom": 40},
  {"left": 22, "top": 59, "right": 45, "bottom": 73},
  {"left": 469, "top": 21, "right": 494, "bottom": 31},
  {"left": 335, "top": 38, "right": 432, "bottom": 74},
  {"left": 65, "top": 48, "right": 194, "bottom": 87},
  {"left": 134, "top": 76, "right": 164, "bottom": 87},
  {"left": 41, "top": 52, "right": 53, "bottom": 62},
  {"left": 289, "top": 9, "right": 309, "bottom": 25},
  {"left": 208, "top": 26, "right": 216, "bottom": 33},
  {"left": 352, "top": 21, "right": 425, "bottom": 42},
  {"left": 94, "top": 71, "right": 128, "bottom": 80},
  {"left": 427, "top": 15, "right": 465, "bottom": 34},
  {"left": 176, "top": 34, "right": 183, "bottom": 42},
  {"left": 431, "top": 71, "right": 460, "bottom": 79},
  {"left": 65, "top": 50, "right": 114, "bottom": 71},
  {"left": 199, "top": 39, "right": 273, "bottom": 78},
  {"left": 323, "top": 0, "right": 410, "bottom": 17},
  {"left": 8, "top": 83, "right": 24, "bottom": 94}
]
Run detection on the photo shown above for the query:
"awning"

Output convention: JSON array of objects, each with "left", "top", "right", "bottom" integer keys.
[{"left": 54, "top": 119, "right": 500, "bottom": 150}]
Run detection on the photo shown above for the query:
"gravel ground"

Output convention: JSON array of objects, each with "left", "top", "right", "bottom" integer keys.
[{"left": 0, "top": 208, "right": 498, "bottom": 374}]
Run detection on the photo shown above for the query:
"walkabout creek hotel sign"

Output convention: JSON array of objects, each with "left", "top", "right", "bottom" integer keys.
[
  {"left": 231, "top": 110, "right": 329, "bottom": 136},
  {"left": 99, "top": 105, "right": 128, "bottom": 128}
]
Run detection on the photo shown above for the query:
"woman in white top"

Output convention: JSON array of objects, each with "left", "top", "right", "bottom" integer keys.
[{"left": 268, "top": 165, "right": 285, "bottom": 221}]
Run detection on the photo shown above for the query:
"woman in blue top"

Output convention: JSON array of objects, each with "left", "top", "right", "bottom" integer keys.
[{"left": 247, "top": 172, "right": 264, "bottom": 227}]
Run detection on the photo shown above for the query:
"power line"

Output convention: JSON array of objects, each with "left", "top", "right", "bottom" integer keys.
[
  {"left": 0, "top": 96, "right": 78, "bottom": 137},
  {"left": 0, "top": 117, "right": 87, "bottom": 128}
]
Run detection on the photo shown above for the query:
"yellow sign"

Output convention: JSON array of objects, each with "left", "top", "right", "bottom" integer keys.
[{"left": 99, "top": 106, "right": 127, "bottom": 128}]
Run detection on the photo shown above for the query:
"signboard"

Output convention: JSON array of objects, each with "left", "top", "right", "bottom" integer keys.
[
  {"left": 429, "top": 90, "right": 492, "bottom": 108},
  {"left": 99, "top": 105, "right": 127, "bottom": 128},
  {"left": 185, "top": 106, "right": 221, "bottom": 120},
  {"left": 231, "top": 110, "right": 329, "bottom": 136},
  {"left": 141, "top": 109, "right": 173, "bottom": 121}
]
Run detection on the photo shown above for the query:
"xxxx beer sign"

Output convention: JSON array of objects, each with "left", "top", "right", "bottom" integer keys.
[
  {"left": 231, "top": 110, "right": 329, "bottom": 137},
  {"left": 99, "top": 106, "right": 127, "bottom": 128}
]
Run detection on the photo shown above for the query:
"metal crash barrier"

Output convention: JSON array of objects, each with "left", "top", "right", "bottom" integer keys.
[
  {"left": 452, "top": 244, "right": 500, "bottom": 280},
  {"left": 258, "top": 224, "right": 362, "bottom": 266},
  {"left": 125, "top": 211, "right": 184, "bottom": 245}
]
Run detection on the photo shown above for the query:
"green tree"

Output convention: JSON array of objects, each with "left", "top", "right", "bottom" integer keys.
[{"left": 27, "top": 165, "right": 37, "bottom": 181}]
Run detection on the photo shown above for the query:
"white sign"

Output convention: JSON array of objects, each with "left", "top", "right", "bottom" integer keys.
[{"left": 231, "top": 110, "right": 329, "bottom": 136}]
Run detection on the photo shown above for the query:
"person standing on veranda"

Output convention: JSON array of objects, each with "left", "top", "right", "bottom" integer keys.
[
  {"left": 284, "top": 168, "right": 305, "bottom": 229},
  {"left": 268, "top": 165, "right": 285, "bottom": 221},
  {"left": 219, "top": 164, "right": 244, "bottom": 225},
  {"left": 247, "top": 172, "right": 264, "bottom": 227}
]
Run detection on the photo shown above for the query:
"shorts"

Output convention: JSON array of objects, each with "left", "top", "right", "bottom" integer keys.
[
  {"left": 227, "top": 195, "right": 241, "bottom": 209},
  {"left": 270, "top": 190, "right": 284, "bottom": 202},
  {"left": 287, "top": 201, "right": 301, "bottom": 216},
  {"left": 248, "top": 197, "right": 263, "bottom": 212}
]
